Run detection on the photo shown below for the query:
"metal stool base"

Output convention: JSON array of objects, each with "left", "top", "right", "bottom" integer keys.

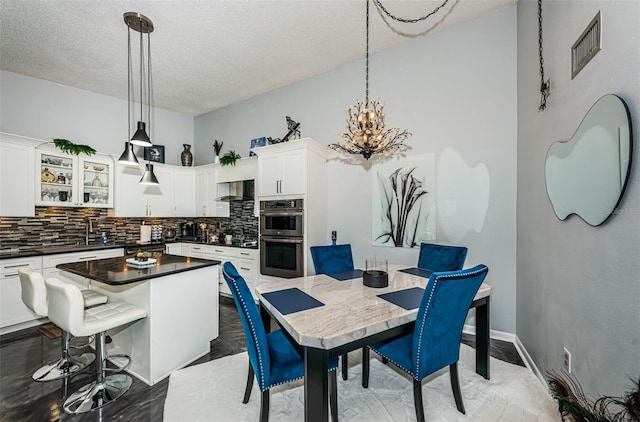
[
  {"left": 63, "top": 374, "right": 133, "bottom": 414},
  {"left": 32, "top": 352, "right": 95, "bottom": 382}
]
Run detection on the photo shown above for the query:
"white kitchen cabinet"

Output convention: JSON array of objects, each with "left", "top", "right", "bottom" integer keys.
[
  {"left": 165, "top": 243, "right": 182, "bottom": 255},
  {"left": 258, "top": 150, "right": 305, "bottom": 197},
  {"left": 113, "top": 163, "right": 194, "bottom": 217},
  {"left": 173, "top": 167, "right": 196, "bottom": 217},
  {"left": 0, "top": 256, "right": 43, "bottom": 332},
  {"left": 172, "top": 243, "right": 258, "bottom": 299},
  {"left": 35, "top": 145, "right": 114, "bottom": 208},
  {"left": 0, "top": 134, "right": 36, "bottom": 217},
  {"left": 145, "top": 165, "right": 174, "bottom": 216},
  {"left": 255, "top": 138, "right": 328, "bottom": 199},
  {"left": 195, "top": 164, "right": 229, "bottom": 217},
  {"left": 42, "top": 248, "right": 124, "bottom": 290}
]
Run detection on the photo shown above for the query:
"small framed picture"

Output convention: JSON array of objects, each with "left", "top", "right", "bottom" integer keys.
[
  {"left": 144, "top": 145, "right": 165, "bottom": 163},
  {"left": 249, "top": 137, "right": 267, "bottom": 156}
]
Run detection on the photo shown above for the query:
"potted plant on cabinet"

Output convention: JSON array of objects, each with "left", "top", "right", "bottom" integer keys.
[
  {"left": 219, "top": 150, "right": 241, "bottom": 166},
  {"left": 222, "top": 227, "right": 236, "bottom": 245},
  {"left": 213, "top": 140, "right": 223, "bottom": 164}
]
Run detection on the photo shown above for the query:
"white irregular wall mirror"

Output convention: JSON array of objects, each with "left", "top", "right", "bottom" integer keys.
[{"left": 545, "top": 94, "right": 632, "bottom": 226}]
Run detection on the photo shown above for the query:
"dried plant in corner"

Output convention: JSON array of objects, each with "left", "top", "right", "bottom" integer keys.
[
  {"left": 52, "top": 138, "right": 96, "bottom": 156},
  {"left": 548, "top": 370, "right": 640, "bottom": 422}
]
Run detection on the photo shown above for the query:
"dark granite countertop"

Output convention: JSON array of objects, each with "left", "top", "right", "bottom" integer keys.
[
  {"left": 57, "top": 254, "right": 220, "bottom": 285},
  {"left": 0, "top": 238, "right": 257, "bottom": 261},
  {"left": 0, "top": 243, "right": 131, "bottom": 260}
]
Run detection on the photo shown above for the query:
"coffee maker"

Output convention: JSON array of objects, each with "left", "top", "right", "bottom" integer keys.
[{"left": 180, "top": 222, "right": 196, "bottom": 239}]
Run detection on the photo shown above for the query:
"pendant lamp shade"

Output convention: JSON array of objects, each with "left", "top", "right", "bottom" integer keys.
[
  {"left": 140, "top": 164, "right": 159, "bottom": 185},
  {"left": 125, "top": 12, "right": 154, "bottom": 148},
  {"left": 117, "top": 142, "right": 140, "bottom": 166},
  {"left": 130, "top": 122, "right": 151, "bottom": 146}
]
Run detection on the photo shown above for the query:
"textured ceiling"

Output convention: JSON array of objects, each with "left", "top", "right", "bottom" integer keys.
[{"left": 0, "top": 0, "right": 513, "bottom": 116}]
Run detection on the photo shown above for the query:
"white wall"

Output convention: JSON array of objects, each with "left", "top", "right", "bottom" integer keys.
[
  {"left": 196, "top": 7, "right": 518, "bottom": 333},
  {"left": 517, "top": 1, "right": 640, "bottom": 397},
  {"left": 0, "top": 70, "right": 193, "bottom": 164}
]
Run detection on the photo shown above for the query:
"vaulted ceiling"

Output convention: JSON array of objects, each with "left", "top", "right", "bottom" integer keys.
[{"left": 0, "top": 0, "right": 513, "bottom": 116}]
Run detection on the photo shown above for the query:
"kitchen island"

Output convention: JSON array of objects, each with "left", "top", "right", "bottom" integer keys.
[{"left": 57, "top": 254, "right": 220, "bottom": 386}]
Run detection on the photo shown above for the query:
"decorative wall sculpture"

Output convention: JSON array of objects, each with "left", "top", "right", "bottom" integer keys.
[{"left": 372, "top": 154, "right": 436, "bottom": 248}]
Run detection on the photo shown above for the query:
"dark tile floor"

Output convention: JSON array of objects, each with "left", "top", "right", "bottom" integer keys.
[{"left": 0, "top": 296, "right": 523, "bottom": 421}]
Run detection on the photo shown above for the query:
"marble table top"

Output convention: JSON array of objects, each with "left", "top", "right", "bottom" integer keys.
[
  {"left": 256, "top": 264, "right": 492, "bottom": 350},
  {"left": 57, "top": 254, "right": 220, "bottom": 285}
]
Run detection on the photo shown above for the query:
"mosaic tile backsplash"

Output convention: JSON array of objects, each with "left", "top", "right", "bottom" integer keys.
[{"left": 0, "top": 201, "right": 258, "bottom": 252}]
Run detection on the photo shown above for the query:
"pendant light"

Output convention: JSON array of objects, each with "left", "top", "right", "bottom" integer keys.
[
  {"left": 117, "top": 17, "right": 140, "bottom": 166},
  {"left": 329, "top": 0, "right": 410, "bottom": 160},
  {"left": 125, "top": 12, "right": 153, "bottom": 147},
  {"left": 140, "top": 163, "right": 160, "bottom": 185}
]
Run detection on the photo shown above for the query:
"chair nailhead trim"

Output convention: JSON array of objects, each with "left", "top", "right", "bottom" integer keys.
[{"left": 223, "top": 267, "right": 267, "bottom": 391}]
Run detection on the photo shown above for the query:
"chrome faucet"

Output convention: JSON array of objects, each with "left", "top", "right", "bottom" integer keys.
[{"left": 86, "top": 218, "right": 94, "bottom": 245}]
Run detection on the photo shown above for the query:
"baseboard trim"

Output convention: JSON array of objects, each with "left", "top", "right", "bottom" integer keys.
[
  {"left": 514, "top": 335, "right": 548, "bottom": 391},
  {"left": 462, "top": 324, "right": 515, "bottom": 343},
  {"left": 461, "top": 326, "right": 549, "bottom": 392}
]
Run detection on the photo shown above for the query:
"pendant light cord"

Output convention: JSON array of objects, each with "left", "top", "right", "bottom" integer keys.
[
  {"left": 147, "top": 26, "right": 151, "bottom": 141},
  {"left": 365, "top": 0, "right": 370, "bottom": 104},
  {"left": 139, "top": 17, "right": 144, "bottom": 127},
  {"left": 127, "top": 26, "right": 131, "bottom": 142}
]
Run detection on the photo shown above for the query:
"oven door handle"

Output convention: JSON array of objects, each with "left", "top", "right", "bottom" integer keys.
[
  {"left": 261, "top": 211, "right": 303, "bottom": 217},
  {"left": 261, "top": 236, "right": 304, "bottom": 244}
]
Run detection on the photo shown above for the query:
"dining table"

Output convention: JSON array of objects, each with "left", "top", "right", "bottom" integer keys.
[{"left": 256, "top": 264, "right": 492, "bottom": 422}]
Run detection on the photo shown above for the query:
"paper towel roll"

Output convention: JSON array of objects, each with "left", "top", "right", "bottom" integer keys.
[{"left": 140, "top": 225, "right": 151, "bottom": 243}]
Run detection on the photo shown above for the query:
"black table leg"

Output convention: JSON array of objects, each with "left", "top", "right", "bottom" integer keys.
[
  {"left": 304, "top": 347, "right": 329, "bottom": 422},
  {"left": 475, "top": 298, "right": 490, "bottom": 379},
  {"left": 260, "top": 303, "right": 271, "bottom": 333}
]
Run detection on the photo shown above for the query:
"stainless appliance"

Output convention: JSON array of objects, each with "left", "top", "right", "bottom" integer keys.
[
  {"left": 259, "top": 199, "right": 303, "bottom": 237},
  {"left": 180, "top": 222, "right": 196, "bottom": 239},
  {"left": 260, "top": 199, "right": 304, "bottom": 278},
  {"left": 215, "top": 180, "right": 255, "bottom": 202}
]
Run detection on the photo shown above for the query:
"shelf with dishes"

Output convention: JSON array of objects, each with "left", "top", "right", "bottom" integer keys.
[{"left": 35, "top": 148, "right": 115, "bottom": 208}]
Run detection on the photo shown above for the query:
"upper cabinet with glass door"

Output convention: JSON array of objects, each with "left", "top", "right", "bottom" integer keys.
[{"left": 35, "top": 146, "right": 114, "bottom": 208}]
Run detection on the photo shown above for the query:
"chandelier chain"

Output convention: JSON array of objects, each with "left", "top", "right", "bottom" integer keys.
[
  {"left": 365, "top": 0, "right": 370, "bottom": 102},
  {"left": 538, "top": 0, "right": 549, "bottom": 111},
  {"left": 373, "top": 0, "right": 449, "bottom": 24}
]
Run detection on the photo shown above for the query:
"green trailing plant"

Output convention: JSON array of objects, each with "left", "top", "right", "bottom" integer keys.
[
  {"left": 222, "top": 226, "right": 235, "bottom": 236},
  {"left": 219, "top": 150, "right": 241, "bottom": 166},
  {"left": 213, "top": 139, "right": 223, "bottom": 156},
  {"left": 52, "top": 138, "right": 96, "bottom": 156},
  {"left": 548, "top": 370, "right": 640, "bottom": 422}
]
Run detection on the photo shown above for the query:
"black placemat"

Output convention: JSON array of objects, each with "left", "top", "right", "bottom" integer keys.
[
  {"left": 399, "top": 267, "right": 434, "bottom": 279},
  {"left": 262, "top": 288, "right": 325, "bottom": 315},
  {"left": 327, "top": 269, "right": 364, "bottom": 281},
  {"left": 377, "top": 287, "right": 425, "bottom": 310}
]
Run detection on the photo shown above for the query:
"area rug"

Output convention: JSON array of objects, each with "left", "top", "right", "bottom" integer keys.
[{"left": 163, "top": 344, "right": 559, "bottom": 421}]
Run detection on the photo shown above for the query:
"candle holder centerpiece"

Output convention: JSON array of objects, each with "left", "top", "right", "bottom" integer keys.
[{"left": 363, "top": 258, "right": 388, "bottom": 288}]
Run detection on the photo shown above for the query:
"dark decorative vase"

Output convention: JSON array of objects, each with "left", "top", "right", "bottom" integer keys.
[{"left": 181, "top": 144, "right": 193, "bottom": 166}]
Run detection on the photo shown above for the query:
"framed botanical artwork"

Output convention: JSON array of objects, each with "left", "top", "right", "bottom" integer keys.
[
  {"left": 249, "top": 137, "right": 267, "bottom": 156},
  {"left": 144, "top": 145, "right": 165, "bottom": 163}
]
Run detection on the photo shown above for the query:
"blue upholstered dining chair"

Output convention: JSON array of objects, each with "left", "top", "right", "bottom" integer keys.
[
  {"left": 417, "top": 242, "right": 468, "bottom": 271},
  {"left": 310, "top": 244, "right": 354, "bottom": 275},
  {"left": 222, "top": 261, "right": 339, "bottom": 422},
  {"left": 361, "top": 264, "right": 489, "bottom": 422},
  {"left": 309, "top": 244, "right": 354, "bottom": 380}
]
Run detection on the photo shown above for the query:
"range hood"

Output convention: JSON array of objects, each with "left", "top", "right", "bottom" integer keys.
[{"left": 215, "top": 180, "right": 255, "bottom": 202}]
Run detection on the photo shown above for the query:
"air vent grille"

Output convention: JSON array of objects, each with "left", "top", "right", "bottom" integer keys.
[{"left": 571, "top": 11, "right": 601, "bottom": 79}]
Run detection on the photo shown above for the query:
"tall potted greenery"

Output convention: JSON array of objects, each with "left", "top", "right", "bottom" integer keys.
[{"left": 222, "top": 227, "right": 236, "bottom": 245}]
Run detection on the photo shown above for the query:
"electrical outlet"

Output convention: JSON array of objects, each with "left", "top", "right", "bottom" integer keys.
[{"left": 563, "top": 347, "right": 572, "bottom": 373}]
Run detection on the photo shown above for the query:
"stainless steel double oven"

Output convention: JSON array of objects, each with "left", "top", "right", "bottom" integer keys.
[{"left": 259, "top": 199, "right": 304, "bottom": 278}]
